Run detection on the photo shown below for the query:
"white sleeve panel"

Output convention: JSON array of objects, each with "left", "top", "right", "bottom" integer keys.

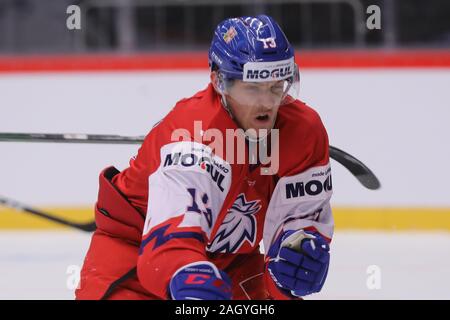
[
  {"left": 143, "top": 141, "right": 232, "bottom": 239},
  {"left": 263, "top": 162, "right": 334, "bottom": 253}
]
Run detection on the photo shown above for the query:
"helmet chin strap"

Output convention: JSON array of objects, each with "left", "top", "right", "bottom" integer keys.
[
  {"left": 215, "top": 74, "right": 235, "bottom": 120},
  {"left": 220, "top": 93, "right": 234, "bottom": 120}
]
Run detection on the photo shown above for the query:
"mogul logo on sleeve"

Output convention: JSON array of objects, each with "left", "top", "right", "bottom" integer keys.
[
  {"left": 243, "top": 57, "right": 294, "bottom": 82},
  {"left": 281, "top": 164, "right": 333, "bottom": 203},
  {"left": 286, "top": 175, "right": 332, "bottom": 199}
]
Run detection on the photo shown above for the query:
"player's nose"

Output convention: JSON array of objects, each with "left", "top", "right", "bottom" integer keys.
[
  {"left": 259, "top": 98, "right": 275, "bottom": 112},
  {"left": 257, "top": 95, "right": 277, "bottom": 112}
]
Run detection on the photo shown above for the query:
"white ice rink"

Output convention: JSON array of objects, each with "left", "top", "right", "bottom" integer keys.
[{"left": 0, "top": 230, "right": 449, "bottom": 300}]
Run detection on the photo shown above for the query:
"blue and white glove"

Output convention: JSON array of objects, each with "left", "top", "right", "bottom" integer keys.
[
  {"left": 267, "top": 229, "right": 330, "bottom": 297},
  {"left": 169, "top": 261, "right": 232, "bottom": 300}
]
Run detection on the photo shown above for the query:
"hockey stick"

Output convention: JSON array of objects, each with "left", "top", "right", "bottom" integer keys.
[
  {"left": 0, "top": 133, "right": 379, "bottom": 232},
  {"left": 0, "top": 196, "right": 96, "bottom": 232},
  {"left": 0, "top": 132, "right": 143, "bottom": 144},
  {"left": 329, "top": 145, "right": 380, "bottom": 190},
  {"left": 0, "top": 132, "right": 380, "bottom": 190}
]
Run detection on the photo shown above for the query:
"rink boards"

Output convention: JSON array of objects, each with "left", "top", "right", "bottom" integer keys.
[{"left": 1, "top": 51, "right": 449, "bottom": 231}]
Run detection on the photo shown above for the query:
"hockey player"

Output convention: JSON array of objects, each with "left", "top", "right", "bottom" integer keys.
[{"left": 76, "top": 15, "right": 333, "bottom": 300}]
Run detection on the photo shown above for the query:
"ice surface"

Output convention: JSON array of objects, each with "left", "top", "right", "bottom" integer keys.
[{"left": 0, "top": 230, "right": 448, "bottom": 299}]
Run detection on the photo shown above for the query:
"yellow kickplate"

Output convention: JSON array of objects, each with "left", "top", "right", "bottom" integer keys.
[
  {"left": 0, "top": 207, "right": 94, "bottom": 230},
  {"left": 333, "top": 207, "right": 450, "bottom": 231},
  {"left": 0, "top": 206, "right": 449, "bottom": 231}
]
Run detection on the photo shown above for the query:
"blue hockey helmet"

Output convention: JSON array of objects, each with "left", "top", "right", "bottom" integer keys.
[{"left": 208, "top": 15, "right": 299, "bottom": 104}]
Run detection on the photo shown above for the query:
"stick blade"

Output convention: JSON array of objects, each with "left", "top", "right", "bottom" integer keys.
[
  {"left": 329, "top": 146, "right": 381, "bottom": 190},
  {"left": 77, "top": 222, "right": 97, "bottom": 232}
]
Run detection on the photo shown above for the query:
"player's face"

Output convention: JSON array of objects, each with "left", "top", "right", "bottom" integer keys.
[{"left": 225, "top": 80, "right": 283, "bottom": 137}]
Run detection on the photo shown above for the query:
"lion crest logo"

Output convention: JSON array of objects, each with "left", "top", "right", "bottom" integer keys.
[{"left": 207, "top": 193, "right": 261, "bottom": 253}]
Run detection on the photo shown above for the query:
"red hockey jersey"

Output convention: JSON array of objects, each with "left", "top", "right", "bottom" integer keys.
[{"left": 76, "top": 83, "right": 333, "bottom": 300}]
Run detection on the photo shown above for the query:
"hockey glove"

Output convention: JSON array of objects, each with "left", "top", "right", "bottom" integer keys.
[
  {"left": 266, "top": 229, "right": 330, "bottom": 298},
  {"left": 169, "top": 261, "right": 232, "bottom": 300}
]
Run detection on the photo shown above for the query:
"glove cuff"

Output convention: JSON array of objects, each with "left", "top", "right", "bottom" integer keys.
[
  {"left": 169, "top": 261, "right": 232, "bottom": 300},
  {"left": 263, "top": 261, "right": 302, "bottom": 300}
]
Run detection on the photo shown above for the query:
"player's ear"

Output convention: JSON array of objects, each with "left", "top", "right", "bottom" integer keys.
[{"left": 210, "top": 71, "right": 221, "bottom": 94}]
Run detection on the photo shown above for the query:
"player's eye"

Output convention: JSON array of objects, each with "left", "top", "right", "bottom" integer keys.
[
  {"left": 245, "top": 85, "right": 260, "bottom": 92},
  {"left": 271, "top": 84, "right": 284, "bottom": 94}
]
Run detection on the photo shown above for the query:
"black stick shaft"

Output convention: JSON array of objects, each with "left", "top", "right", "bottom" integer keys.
[
  {"left": 0, "top": 132, "right": 144, "bottom": 144},
  {"left": 0, "top": 196, "right": 96, "bottom": 232},
  {"left": 0, "top": 132, "right": 380, "bottom": 190}
]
